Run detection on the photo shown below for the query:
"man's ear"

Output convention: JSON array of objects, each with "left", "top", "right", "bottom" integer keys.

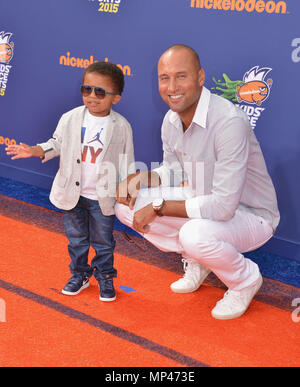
[
  {"left": 198, "top": 68, "right": 205, "bottom": 87},
  {"left": 112, "top": 94, "right": 122, "bottom": 105}
]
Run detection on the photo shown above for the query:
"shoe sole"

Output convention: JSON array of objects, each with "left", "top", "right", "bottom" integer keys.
[
  {"left": 99, "top": 295, "right": 116, "bottom": 302},
  {"left": 61, "top": 281, "right": 90, "bottom": 296},
  {"left": 211, "top": 275, "right": 263, "bottom": 320},
  {"left": 170, "top": 270, "right": 211, "bottom": 294}
]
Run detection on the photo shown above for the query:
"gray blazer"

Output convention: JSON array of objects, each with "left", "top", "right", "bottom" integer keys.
[{"left": 38, "top": 105, "right": 135, "bottom": 215}]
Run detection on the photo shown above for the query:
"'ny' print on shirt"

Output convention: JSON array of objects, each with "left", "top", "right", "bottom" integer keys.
[{"left": 81, "top": 126, "right": 104, "bottom": 164}]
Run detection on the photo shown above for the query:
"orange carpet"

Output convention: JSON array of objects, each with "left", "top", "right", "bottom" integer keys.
[{"left": 0, "top": 205, "right": 299, "bottom": 367}]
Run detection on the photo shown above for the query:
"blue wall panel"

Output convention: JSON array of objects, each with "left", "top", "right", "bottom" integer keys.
[{"left": 1, "top": 0, "right": 299, "bottom": 260}]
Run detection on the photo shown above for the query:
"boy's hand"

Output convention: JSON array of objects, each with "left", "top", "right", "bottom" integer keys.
[
  {"left": 115, "top": 178, "right": 131, "bottom": 206},
  {"left": 116, "top": 173, "right": 141, "bottom": 210},
  {"left": 5, "top": 143, "right": 44, "bottom": 159},
  {"left": 6, "top": 143, "right": 33, "bottom": 159}
]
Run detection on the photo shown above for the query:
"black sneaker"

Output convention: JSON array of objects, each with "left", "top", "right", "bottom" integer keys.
[
  {"left": 62, "top": 274, "right": 90, "bottom": 296},
  {"left": 99, "top": 279, "right": 116, "bottom": 302}
]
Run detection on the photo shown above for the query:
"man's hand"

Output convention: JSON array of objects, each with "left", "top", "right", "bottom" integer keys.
[
  {"left": 132, "top": 203, "right": 156, "bottom": 233},
  {"left": 132, "top": 199, "right": 189, "bottom": 233},
  {"left": 133, "top": 200, "right": 188, "bottom": 233}
]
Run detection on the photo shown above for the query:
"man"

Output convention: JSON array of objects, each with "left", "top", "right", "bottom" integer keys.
[{"left": 115, "top": 45, "right": 280, "bottom": 320}]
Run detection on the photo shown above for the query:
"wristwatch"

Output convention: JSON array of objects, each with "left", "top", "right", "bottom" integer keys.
[{"left": 152, "top": 198, "right": 165, "bottom": 217}]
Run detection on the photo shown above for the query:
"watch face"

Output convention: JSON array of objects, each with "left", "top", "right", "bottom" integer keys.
[{"left": 153, "top": 198, "right": 163, "bottom": 208}]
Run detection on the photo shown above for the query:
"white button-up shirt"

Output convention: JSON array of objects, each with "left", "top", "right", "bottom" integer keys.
[{"left": 154, "top": 87, "right": 280, "bottom": 231}]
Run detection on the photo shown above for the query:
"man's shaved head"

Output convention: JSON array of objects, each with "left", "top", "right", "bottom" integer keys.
[{"left": 159, "top": 44, "right": 201, "bottom": 71}]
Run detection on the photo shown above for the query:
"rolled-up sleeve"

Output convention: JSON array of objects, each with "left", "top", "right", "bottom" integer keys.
[
  {"left": 37, "top": 116, "right": 65, "bottom": 163},
  {"left": 185, "top": 196, "right": 203, "bottom": 218}
]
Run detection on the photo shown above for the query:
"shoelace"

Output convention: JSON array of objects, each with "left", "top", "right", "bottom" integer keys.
[
  {"left": 218, "top": 290, "right": 246, "bottom": 309},
  {"left": 182, "top": 259, "right": 193, "bottom": 278},
  {"left": 68, "top": 275, "right": 86, "bottom": 285},
  {"left": 182, "top": 258, "right": 198, "bottom": 280},
  {"left": 99, "top": 279, "right": 113, "bottom": 289},
  {"left": 182, "top": 258, "right": 188, "bottom": 275}
]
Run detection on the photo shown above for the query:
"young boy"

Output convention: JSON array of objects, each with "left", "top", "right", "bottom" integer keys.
[{"left": 6, "top": 61, "right": 135, "bottom": 302}]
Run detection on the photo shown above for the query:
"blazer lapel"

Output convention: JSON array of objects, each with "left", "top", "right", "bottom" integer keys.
[{"left": 70, "top": 106, "right": 86, "bottom": 156}]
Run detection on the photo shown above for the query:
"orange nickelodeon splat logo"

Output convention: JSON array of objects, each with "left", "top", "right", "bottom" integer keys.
[
  {"left": 0, "top": 31, "right": 14, "bottom": 64},
  {"left": 212, "top": 66, "right": 273, "bottom": 129},
  {"left": 236, "top": 66, "right": 273, "bottom": 106},
  {"left": 0, "top": 31, "right": 14, "bottom": 97}
]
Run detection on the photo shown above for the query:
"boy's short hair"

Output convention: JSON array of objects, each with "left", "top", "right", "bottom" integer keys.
[{"left": 82, "top": 61, "right": 124, "bottom": 95}]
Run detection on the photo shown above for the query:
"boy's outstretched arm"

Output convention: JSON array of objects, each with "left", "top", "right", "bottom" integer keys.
[{"left": 6, "top": 143, "right": 45, "bottom": 160}]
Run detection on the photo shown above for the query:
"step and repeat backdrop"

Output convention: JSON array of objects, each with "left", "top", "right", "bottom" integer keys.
[{"left": 1, "top": 0, "right": 299, "bottom": 260}]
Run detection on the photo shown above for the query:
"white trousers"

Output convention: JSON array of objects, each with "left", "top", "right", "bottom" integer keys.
[{"left": 115, "top": 187, "right": 273, "bottom": 291}]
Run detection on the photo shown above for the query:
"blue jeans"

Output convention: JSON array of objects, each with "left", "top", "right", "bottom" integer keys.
[{"left": 63, "top": 196, "right": 117, "bottom": 281}]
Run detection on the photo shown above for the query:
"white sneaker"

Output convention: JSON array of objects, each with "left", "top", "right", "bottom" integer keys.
[
  {"left": 170, "top": 259, "right": 211, "bottom": 293},
  {"left": 211, "top": 275, "right": 263, "bottom": 320}
]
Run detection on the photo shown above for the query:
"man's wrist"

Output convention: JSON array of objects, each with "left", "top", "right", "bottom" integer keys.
[{"left": 152, "top": 198, "right": 165, "bottom": 217}]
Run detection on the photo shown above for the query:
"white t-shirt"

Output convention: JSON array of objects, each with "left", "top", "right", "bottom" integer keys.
[{"left": 80, "top": 109, "right": 109, "bottom": 200}]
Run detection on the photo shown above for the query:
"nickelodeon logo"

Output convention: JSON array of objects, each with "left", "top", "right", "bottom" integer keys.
[
  {"left": 0, "top": 136, "right": 16, "bottom": 146},
  {"left": 190, "top": 0, "right": 288, "bottom": 14},
  {"left": 59, "top": 52, "right": 132, "bottom": 76}
]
